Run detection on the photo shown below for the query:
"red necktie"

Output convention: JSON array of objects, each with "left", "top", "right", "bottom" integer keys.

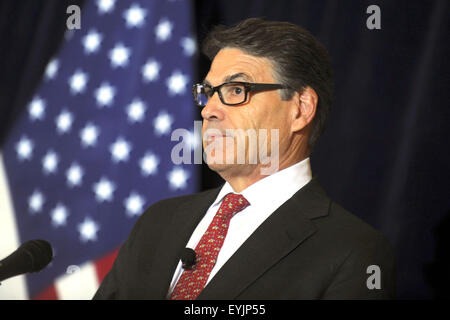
[{"left": 169, "top": 193, "right": 250, "bottom": 300}]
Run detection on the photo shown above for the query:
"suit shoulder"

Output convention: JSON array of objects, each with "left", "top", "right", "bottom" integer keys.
[
  {"left": 317, "top": 200, "right": 393, "bottom": 252},
  {"left": 138, "top": 187, "right": 221, "bottom": 221},
  {"left": 315, "top": 201, "right": 396, "bottom": 298},
  {"left": 123, "top": 187, "right": 221, "bottom": 245}
]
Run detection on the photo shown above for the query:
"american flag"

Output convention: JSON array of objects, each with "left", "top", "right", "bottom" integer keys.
[{"left": 0, "top": 0, "right": 198, "bottom": 299}]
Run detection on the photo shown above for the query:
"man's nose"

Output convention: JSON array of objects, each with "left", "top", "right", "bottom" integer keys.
[{"left": 200, "top": 92, "right": 226, "bottom": 121}]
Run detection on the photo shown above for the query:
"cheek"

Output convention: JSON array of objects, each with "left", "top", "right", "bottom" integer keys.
[
  {"left": 228, "top": 108, "right": 255, "bottom": 131},
  {"left": 250, "top": 94, "right": 285, "bottom": 129}
]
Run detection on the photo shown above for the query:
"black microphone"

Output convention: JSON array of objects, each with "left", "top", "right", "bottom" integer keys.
[
  {"left": 181, "top": 248, "right": 196, "bottom": 269},
  {"left": 0, "top": 240, "right": 53, "bottom": 282}
]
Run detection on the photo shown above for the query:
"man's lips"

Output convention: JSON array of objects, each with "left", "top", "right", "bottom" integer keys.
[
  {"left": 205, "top": 134, "right": 227, "bottom": 142},
  {"left": 204, "top": 131, "right": 235, "bottom": 142}
]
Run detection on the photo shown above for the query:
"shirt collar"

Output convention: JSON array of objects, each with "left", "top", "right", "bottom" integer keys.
[{"left": 211, "top": 157, "right": 312, "bottom": 208}]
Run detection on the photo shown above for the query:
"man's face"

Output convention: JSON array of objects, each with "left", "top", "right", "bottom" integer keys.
[{"left": 201, "top": 48, "right": 292, "bottom": 175}]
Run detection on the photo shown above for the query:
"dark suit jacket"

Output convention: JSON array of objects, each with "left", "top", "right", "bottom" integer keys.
[{"left": 93, "top": 177, "right": 396, "bottom": 299}]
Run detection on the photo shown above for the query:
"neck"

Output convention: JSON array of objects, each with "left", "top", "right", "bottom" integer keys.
[{"left": 218, "top": 152, "right": 309, "bottom": 193}]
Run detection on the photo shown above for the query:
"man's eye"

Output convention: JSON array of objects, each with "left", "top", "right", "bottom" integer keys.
[
  {"left": 229, "top": 86, "right": 244, "bottom": 95},
  {"left": 233, "top": 87, "right": 243, "bottom": 95}
]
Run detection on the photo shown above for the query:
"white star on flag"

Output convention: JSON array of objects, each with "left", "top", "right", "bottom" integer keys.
[
  {"left": 51, "top": 204, "right": 69, "bottom": 227},
  {"left": 28, "top": 97, "right": 46, "bottom": 121},
  {"left": 167, "top": 167, "right": 189, "bottom": 190},
  {"left": 180, "top": 37, "right": 197, "bottom": 56},
  {"left": 82, "top": 29, "right": 103, "bottom": 54},
  {"left": 55, "top": 110, "right": 74, "bottom": 134},
  {"left": 95, "top": 82, "right": 116, "bottom": 107},
  {"left": 93, "top": 177, "right": 116, "bottom": 202},
  {"left": 109, "top": 43, "right": 131, "bottom": 68},
  {"left": 155, "top": 18, "right": 173, "bottom": 42},
  {"left": 80, "top": 123, "right": 100, "bottom": 147},
  {"left": 97, "top": 0, "right": 116, "bottom": 14},
  {"left": 15, "top": 136, "right": 34, "bottom": 161},
  {"left": 78, "top": 217, "right": 100, "bottom": 242},
  {"left": 28, "top": 190, "right": 45, "bottom": 214},
  {"left": 66, "top": 163, "right": 84, "bottom": 187},
  {"left": 42, "top": 150, "right": 59, "bottom": 174},
  {"left": 123, "top": 4, "right": 147, "bottom": 28},
  {"left": 166, "top": 71, "right": 188, "bottom": 96},
  {"left": 139, "top": 152, "right": 160, "bottom": 176},
  {"left": 123, "top": 192, "right": 146, "bottom": 217},
  {"left": 110, "top": 137, "right": 132, "bottom": 162},
  {"left": 45, "top": 59, "right": 59, "bottom": 80},
  {"left": 69, "top": 70, "right": 89, "bottom": 94},
  {"left": 141, "top": 59, "right": 161, "bottom": 82},
  {"left": 126, "top": 98, "right": 147, "bottom": 123},
  {"left": 153, "top": 112, "right": 174, "bottom": 136}
]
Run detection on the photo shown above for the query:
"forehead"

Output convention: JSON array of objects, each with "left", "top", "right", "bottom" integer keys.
[{"left": 205, "top": 48, "right": 275, "bottom": 85}]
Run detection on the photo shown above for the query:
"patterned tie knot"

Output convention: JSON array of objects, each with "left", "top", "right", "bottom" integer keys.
[{"left": 220, "top": 193, "right": 250, "bottom": 218}]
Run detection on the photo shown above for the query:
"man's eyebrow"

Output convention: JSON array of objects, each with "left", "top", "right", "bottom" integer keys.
[
  {"left": 203, "top": 72, "right": 252, "bottom": 87},
  {"left": 224, "top": 72, "right": 251, "bottom": 83}
]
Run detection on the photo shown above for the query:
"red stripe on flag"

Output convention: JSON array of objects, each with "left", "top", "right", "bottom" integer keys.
[
  {"left": 33, "top": 284, "right": 58, "bottom": 300},
  {"left": 94, "top": 248, "right": 119, "bottom": 283}
]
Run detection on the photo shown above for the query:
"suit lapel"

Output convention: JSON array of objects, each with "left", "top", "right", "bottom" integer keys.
[
  {"left": 143, "top": 187, "right": 222, "bottom": 299},
  {"left": 197, "top": 177, "right": 330, "bottom": 300}
]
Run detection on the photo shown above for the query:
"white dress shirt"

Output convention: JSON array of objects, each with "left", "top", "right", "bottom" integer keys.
[{"left": 167, "top": 157, "right": 312, "bottom": 296}]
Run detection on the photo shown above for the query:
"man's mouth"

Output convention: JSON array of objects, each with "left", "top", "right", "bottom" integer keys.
[
  {"left": 204, "top": 130, "right": 230, "bottom": 142},
  {"left": 205, "top": 134, "right": 230, "bottom": 142},
  {"left": 206, "top": 134, "right": 226, "bottom": 141}
]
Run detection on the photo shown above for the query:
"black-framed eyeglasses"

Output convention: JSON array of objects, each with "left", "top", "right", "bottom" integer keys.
[{"left": 192, "top": 81, "right": 291, "bottom": 107}]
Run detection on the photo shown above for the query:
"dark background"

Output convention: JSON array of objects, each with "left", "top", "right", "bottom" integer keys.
[{"left": 0, "top": 0, "right": 449, "bottom": 299}]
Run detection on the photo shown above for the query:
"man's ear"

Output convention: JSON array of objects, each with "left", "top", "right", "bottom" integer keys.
[{"left": 291, "top": 86, "right": 318, "bottom": 133}]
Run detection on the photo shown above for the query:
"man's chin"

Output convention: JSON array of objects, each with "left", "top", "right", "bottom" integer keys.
[
  {"left": 205, "top": 159, "right": 234, "bottom": 173},
  {"left": 205, "top": 153, "right": 257, "bottom": 175}
]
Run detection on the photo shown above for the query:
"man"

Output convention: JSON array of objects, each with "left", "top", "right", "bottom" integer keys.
[{"left": 93, "top": 18, "right": 396, "bottom": 300}]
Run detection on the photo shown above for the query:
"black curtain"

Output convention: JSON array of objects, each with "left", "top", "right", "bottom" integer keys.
[
  {"left": 0, "top": 0, "right": 449, "bottom": 299},
  {"left": 0, "top": 0, "right": 85, "bottom": 147}
]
